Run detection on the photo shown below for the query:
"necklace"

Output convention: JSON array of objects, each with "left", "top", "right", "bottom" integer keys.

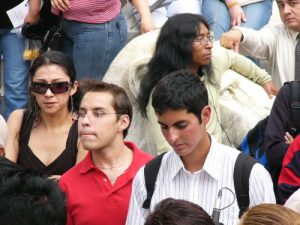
[{"left": 94, "top": 159, "right": 126, "bottom": 170}]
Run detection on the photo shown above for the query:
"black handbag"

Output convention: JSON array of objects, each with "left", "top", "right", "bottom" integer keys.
[{"left": 21, "top": 0, "right": 61, "bottom": 51}]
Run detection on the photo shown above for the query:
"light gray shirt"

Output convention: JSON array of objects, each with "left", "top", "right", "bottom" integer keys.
[
  {"left": 126, "top": 137, "right": 275, "bottom": 225},
  {"left": 237, "top": 24, "right": 299, "bottom": 87}
]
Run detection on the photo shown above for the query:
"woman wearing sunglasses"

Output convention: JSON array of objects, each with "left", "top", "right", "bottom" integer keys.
[{"left": 5, "top": 51, "right": 86, "bottom": 179}]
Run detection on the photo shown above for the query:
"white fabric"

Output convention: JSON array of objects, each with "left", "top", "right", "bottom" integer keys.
[
  {"left": 125, "top": 137, "right": 276, "bottom": 225},
  {"left": 237, "top": 24, "right": 299, "bottom": 87},
  {"left": 0, "top": 115, "right": 7, "bottom": 147},
  {"left": 284, "top": 188, "right": 300, "bottom": 214}
]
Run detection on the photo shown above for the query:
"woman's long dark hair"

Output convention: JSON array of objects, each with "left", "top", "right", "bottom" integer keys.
[{"left": 138, "top": 13, "right": 215, "bottom": 117}]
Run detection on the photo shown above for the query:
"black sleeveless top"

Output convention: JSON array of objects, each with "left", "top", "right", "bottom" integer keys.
[{"left": 17, "top": 110, "right": 78, "bottom": 176}]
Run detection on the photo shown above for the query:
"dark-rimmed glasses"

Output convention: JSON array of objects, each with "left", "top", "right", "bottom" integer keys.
[{"left": 31, "top": 82, "right": 71, "bottom": 94}]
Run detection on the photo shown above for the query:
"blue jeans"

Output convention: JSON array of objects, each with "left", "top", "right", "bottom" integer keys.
[
  {"left": 0, "top": 29, "right": 29, "bottom": 119},
  {"left": 202, "top": 0, "right": 273, "bottom": 40},
  {"left": 61, "top": 13, "right": 128, "bottom": 80}
]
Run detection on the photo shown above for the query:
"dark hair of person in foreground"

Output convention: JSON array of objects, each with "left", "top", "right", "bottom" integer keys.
[{"left": 144, "top": 198, "right": 215, "bottom": 225}]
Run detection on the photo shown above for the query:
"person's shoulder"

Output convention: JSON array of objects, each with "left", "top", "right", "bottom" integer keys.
[{"left": 59, "top": 158, "right": 86, "bottom": 183}]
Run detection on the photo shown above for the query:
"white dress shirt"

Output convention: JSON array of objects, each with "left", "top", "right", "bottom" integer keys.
[
  {"left": 237, "top": 24, "right": 299, "bottom": 87},
  {"left": 125, "top": 137, "right": 275, "bottom": 225}
]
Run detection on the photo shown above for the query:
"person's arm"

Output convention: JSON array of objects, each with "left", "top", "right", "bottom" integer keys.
[
  {"left": 131, "top": 0, "right": 155, "bottom": 33},
  {"left": 24, "top": 0, "right": 42, "bottom": 24},
  {"left": 249, "top": 163, "right": 276, "bottom": 207},
  {"left": 4, "top": 109, "right": 26, "bottom": 162},
  {"left": 265, "top": 84, "right": 291, "bottom": 168},
  {"left": 278, "top": 136, "right": 300, "bottom": 204},
  {"left": 125, "top": 168, "right": 149, "bottom": 225},
  {"left": 221, "top": 24, "right": 277, "bottom": 58},
  {"left": 220, "top": 47, "right": 278, "bottom": 97}
]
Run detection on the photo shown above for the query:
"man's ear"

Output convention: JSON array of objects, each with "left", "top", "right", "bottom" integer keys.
[
  {"left": 201, "top": 105, "right": 211, "bottom": 125},
  {"left": 118, "top": 114, "right": 130, "bottom": 133}
]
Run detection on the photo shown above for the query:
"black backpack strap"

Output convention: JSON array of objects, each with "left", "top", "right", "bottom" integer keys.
[
  {"left": 234, "top": 153, "right": 257, "bottom": 218},
  {"left": 142, "top": 152, "right": 167, "bottom": 209},
  {"left": 289, "top": 81, "right": 300, "bottom": 130}
]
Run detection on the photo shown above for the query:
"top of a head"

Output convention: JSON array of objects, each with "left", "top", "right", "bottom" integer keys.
[
  {"left": 0, "top": 170, "right": 66, "bottom": 225},
  {"left": 144, "top": 198, "right": 215, "bottom": 225},
  {"left": 152, "top": 70, "right": 208, "bottom": 115}
]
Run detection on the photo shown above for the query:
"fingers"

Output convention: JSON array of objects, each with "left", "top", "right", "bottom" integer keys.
[
  {"left": 51, "top": 0, "right": 69, "bottom": 12},
  {"left": 285, "top": 132, "right": 294, "bottom": 144},
  {"left": 241, "top": 11, "right": 247, "bottom": 23}
]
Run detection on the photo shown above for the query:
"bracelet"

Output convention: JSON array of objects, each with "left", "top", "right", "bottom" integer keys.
[{"left": 227, "top": 1, "right": 239, "bottom": 8}]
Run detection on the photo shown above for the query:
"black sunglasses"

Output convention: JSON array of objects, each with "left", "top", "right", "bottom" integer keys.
[{"left": 31, "top": 82, "right": 71, "bottom": 94}]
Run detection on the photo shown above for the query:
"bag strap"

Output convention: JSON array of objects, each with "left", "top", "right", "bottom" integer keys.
[
  {"left": 234, "top": 153, "right": 257, "bottom": 218},
  {"left": 142, "top": 152, "right": 167, "bottom": 209},
  {"left": 289, "top": 81, "right": 300, "bottom": 129}
]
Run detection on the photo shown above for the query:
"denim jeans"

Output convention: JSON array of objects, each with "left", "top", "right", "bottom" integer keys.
[
  {"left": 61, "top": 13, "right": 128, "bottom": 80},
  {"left": 0, "top": 29, "right": 29, "bottom": 119},
  {"left": 202, "top": 0, "right": 273, "bottom": 40}
]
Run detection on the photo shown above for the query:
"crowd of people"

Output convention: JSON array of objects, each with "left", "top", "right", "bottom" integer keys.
[{"left": 1, "top": 0, "right": 300, "bottom": 225}]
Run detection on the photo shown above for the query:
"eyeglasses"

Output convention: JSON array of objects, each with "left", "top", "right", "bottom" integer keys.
[
  {"left": 193, "top": 35, "right": 214, "bottom": 45},
  {"left": 78, "top": 110, "right": 119, "bottom": 120},
  {"left": 31, "top": 82, "right": 71, "bottom": 94}
]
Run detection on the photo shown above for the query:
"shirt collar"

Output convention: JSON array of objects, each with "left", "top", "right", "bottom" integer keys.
[{"left": 169, "top": 136, "right": 221, "bottom": 180}]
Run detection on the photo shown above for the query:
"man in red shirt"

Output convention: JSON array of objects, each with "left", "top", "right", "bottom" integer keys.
[{"left": 59, "top": 79, "right": 152, "bottom": 225}]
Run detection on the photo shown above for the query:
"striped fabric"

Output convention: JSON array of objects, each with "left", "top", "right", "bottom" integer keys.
[
  {"left": 52, "top": 0, "right": 121, "bottom": 23},
  {"left": 126, "top": 137, "right": 275, "bottom": 225},
  {"left": 295, "top": 34, "right": 300, "bottom": 80}
]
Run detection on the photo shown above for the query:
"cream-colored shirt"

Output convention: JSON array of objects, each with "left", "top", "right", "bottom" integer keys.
[
  {"left": 148, "top": 46, "right": 272, "bottom": 153},
  {"left": 237, "top": 24, "right": 299, "bottom": 87}
]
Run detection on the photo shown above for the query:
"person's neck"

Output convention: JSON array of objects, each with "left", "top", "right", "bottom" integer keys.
[
  {"left": 39, "top": 109, "right": 73, "bottom": 130},
  {"left": 92, "top": 139, "right": 133, "bottom": 170},
  {"left": 181, "top": 133, "right": 211, "bottom": 173}
]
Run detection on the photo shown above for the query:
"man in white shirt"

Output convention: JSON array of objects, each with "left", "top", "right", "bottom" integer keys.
[
  {"left": 126, "top": 71, "right": 275, "bottom": 225},
  {"left": 220, "top": 0, "right": 300, "bottom": 87}
]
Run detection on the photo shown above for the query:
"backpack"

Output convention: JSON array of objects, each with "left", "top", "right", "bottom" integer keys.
[
  {"left": 238, "top": 81, "right": 300, "bottom": 170},
  {"left": 142, "top": 152, "right": 257, "bottom": 218}
]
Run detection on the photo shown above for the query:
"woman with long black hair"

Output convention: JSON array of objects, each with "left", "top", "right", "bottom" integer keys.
[{"left": 138, "top": 13, "right": 278, "bottom": 153}]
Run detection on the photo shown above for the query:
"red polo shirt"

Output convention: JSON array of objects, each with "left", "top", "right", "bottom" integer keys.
[{"left": 59, "top": 142, "right": 152, "bottom": 225}]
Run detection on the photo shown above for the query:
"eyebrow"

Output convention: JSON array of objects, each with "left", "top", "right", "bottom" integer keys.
[
  {"left": 79, "top": 107, "right": 107, "bottom": 111},
  {"left": 158, "top": 120, "right": 187, "bottom": 126}
]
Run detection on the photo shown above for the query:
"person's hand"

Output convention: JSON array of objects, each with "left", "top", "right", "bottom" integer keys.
[
  {"left": 220, "top": 29, "right": 243, "bottom": 52},
  {"left": 263, "top": 80, "right": 279, "bottom": 98},
  {"left": 285, "top": 132, "right": 294, "bottom": 144},
  {"left": 228, "top": 5, "right": 246, "bottom": 27},
  {"left": 48, "top": 175, "right": 62, "bottom": 181},
  {"left": 51, "top": 0, "right": 70, "bottom": 12}
]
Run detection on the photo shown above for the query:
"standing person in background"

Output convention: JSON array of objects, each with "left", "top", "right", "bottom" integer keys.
[
  {"left": 0, "top": 0, "right": 41, "bottom": 119},
  {"left": 51, "top": 0, "right": 154, "bottom": 80},
  {"left": 202, "top": 0, "right": 273, "bottom": 40}
]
